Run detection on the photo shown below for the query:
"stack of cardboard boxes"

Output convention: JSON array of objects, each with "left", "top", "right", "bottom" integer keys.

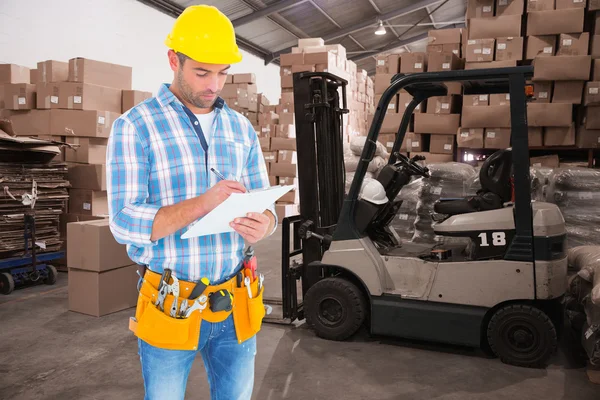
[
  {"left": 221, "top": 73, "right": 260, "bottom": 125},
  {"left": 577, "top": 5, "right": 600, "bottom": 148}
]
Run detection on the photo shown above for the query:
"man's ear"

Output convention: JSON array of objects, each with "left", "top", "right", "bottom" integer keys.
[{"left": 168, "top": 49, "right": 179, "bottom": 72}]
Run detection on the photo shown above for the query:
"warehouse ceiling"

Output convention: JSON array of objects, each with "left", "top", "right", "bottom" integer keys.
[{"left": 138, "top": 0, "right": 466, "bottom": 75}]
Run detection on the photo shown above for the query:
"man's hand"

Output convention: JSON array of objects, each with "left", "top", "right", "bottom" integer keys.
[
  {"left": 199, "top": 180, "right": 247, "bottom": 215},
  {"left": 230, "top": 211, "right": 274, "bottom": 244}
]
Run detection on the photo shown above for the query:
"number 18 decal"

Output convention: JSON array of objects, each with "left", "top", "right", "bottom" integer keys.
[{"left": 478, "top": 232, "right": 507, "bottom": 247}]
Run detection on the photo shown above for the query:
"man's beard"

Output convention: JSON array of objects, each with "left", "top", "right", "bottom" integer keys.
[{"left": 177, "top": 72, "right": 219, "bottom": 109}]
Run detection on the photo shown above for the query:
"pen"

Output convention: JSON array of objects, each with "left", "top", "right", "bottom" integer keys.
[{"left": 210, "top": 167, "right": 227, "bottom": 181}]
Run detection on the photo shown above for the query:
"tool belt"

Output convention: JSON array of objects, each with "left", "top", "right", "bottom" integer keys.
[{"left": 129, "top": 268, "right": 266, "bottom": 351}]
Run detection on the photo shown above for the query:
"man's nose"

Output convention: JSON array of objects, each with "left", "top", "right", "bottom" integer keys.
[{"left": 206, "top": 76, "right": 219, "bottom": 92}]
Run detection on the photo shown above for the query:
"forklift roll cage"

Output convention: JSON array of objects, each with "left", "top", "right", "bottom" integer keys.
[{"left": 279, "top": 65, "right": 536, "bottom": 322}]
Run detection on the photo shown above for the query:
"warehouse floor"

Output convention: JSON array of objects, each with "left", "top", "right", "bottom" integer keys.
[{"left": 1, "top": 233, "right": 598, "bottom": 400}]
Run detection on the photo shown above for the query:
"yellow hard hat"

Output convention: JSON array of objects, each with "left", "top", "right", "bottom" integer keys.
[{"left": 165, "top": 5, "right": 243, "bottom": 65}]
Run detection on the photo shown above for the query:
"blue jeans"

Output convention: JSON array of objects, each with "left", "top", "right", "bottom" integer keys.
[{"left": 138, "top": 314, "right": 256, "bottom": 400}]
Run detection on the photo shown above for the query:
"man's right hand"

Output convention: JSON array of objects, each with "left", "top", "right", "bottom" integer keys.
[{"left": 197, "top": 180, "right": 247, "bottom": 216}]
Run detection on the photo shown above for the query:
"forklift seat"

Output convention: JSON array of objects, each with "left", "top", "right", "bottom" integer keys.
[{"left": 434, "top": 149, "right": 513, "bottom": 216}]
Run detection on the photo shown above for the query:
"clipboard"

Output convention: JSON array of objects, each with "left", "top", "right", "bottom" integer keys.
[{"left": 181, "top": 185, "right": 294, "bottom": 239}]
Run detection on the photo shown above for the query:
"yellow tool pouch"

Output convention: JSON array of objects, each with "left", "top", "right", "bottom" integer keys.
[{"left": 129, "top": 268, "right": 266, "bottom": 350}]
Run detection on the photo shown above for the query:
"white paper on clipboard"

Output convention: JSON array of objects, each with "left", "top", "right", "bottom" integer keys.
[{"left": 181, "top": 185, "right": 294, "bottom": 238}]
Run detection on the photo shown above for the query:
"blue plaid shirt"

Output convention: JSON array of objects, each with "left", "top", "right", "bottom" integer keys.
[{"left": 106, "top": 84, "right": 277, "bottom": 283}]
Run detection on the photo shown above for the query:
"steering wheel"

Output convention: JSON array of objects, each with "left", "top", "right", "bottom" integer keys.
[{"left": 393, "top": 152, "right": 430, "bottom": 177}]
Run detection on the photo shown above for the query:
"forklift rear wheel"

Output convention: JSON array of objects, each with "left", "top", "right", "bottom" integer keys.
[
  {"left": 304, "top": 277, "right": 367, "bottom": 341},
  {"left": 0, "top": 272, "right": 15, "bottom": 295},
  {"left": 44, "top": 265, "right": 58, "bottom": 285},
  {"left": 487, "top": 304, "right": 558, "bottom": 368}
]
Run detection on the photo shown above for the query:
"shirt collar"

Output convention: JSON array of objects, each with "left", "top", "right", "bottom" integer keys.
[{"left": 156, "top": 83, "right": 225, "bottom": 112}]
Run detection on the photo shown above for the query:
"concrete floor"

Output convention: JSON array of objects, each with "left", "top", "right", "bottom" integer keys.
[{"left": 1, "top": 233, "right": 599, "bottom": 400}]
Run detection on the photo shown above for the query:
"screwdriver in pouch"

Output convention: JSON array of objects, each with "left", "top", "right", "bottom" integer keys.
[{"left": 189, "top": 277, "right": 210, "bottom": 300}]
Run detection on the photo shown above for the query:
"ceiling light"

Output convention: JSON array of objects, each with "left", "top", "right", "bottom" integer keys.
[{"left": 375, "top": 20, "right": 386, "bottom": 36}]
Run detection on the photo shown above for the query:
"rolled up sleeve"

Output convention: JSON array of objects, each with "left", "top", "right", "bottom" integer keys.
[{"left": 106, "top": 117, "right": 161, "bottom": 247}]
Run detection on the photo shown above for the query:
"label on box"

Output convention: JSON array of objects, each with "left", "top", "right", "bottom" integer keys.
[
  {"left": 589, "top": 87, "right": 599, "bottom": 95},
  {"left": 562, "top": 39, "right": 572, "bottom": 47},
  {"left": 452, "top": 49, "right": 459, "bottom": 55},
  {"left": 474, "top": 49, "right": 482, "bottom": 54},
  {"left": 579, "top": 192, "right": 593, "bottom": 200},
  {"left": 18, "top": 97, "right": 26, "bottom": 105},
  {"left": 283, "top": 108, "right": 289, "bottom": 113},
  {"left": 377, "top": 60, "right": 385, "bottom": 66},
  {"left": 388, "top": 104, "right": 395, "bottom": 110},
  {"left": 533, "top": 163, "right": 541, "bottom": 167},
  {"left": 51, "top": 96, "right": 59, "bottom": 104},
  {"left": 444, "top": 144, "right": 452, "bottom": 150},
  {"left": 498, "top": 43, "right": 507, "bottom": 50},
  {"left": 487, "top": 131, "right": 496, "bottom": 138},
  {"left": 262, "top": 127, "right": 270, "bottom": 133},
  {"left": 442, "top": 63, "right": 450, "bottom": 69},
  {"left": 468, "top": 40, "right": 477, "bottom": 45},
  {"left": 387, "top": 141, "right": 394, "bottom": 147},
  {"left": 506, "top": 94, "right": 510, "bottom": 100},
  {"left": 98, "top": 116, "right": 106, "bottom": 125},
  {"left": 483, "top": 5, "right": 492, "bottom": 11},
  {"left": 461, "top": 131, "right": 469, "bottom": 138},
  {"left": 398, "top": 214, "right": 409, "bottom": 221},
  {"left": 83, "top": 202, "right": 91, "bottom": 211},
  {"left": 412, "top": 141, "right": 420, "bottom": 147},
  {"left": 74, "top": 96, "right": 82, "bottom": 104},
  {"left": 539, "top": 91, "right": 548, "bottom": 99},
  {"left": 499, "top": 0, "right": 507, "bottom": 4},
  {"left": 543, "top": 47, "right": 553, "bottom": 54},
  {"left": 431, "top": 187, "right": 442, "bottom": 195},
  {"left": 585, "top": 325, "right": 597, "bottom": 340},
  {"left": 574, "top": 0, "right": 583, "bottom": 3},
  {"left": 264, "top": 155, "right": 275, "bottom": 161},
  {"left": 479, "top": 95, "right": 488, "bottom": 101},
  {"left": 414, "top": 63, "right": 422, "bottom": 69},
  {"left": 441, "top": 103, "right": 449, "bottom": 109},
  {"left": 483, "top": 48, "right": 492, "bottom": 55}
]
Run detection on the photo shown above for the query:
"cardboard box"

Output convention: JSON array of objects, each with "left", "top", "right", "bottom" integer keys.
[
  {"left": 29, "top": 69, "right": 38, "bottom": 85},
  {"left": 278, "top": 189, "right": 299, "bottom": 204},
  {"left": 532, "top": 55, "right": 591, "bottom": 80},
  {"left": 280, "top": 52, "right": 304, "bottom": 66},
  {"left": 468, "top": 15, "right": 522, "bottom": 40},
  {"left": 275, "top": 103, "right": 294, "bottom": 115},
  {"left": 259, "top": 137, "right": 270, "bottom": 152},
  {"left": 414, "top": 114, "right": 461, "bottom": 134},
  {"left": 262, "top": 151, "right": 277, "bottom": 163},
  {"left": 400, "top": 53, "right": 427, "bottom": 73},
  {"left": 527, "top": 9, "right": 584, "bottom": 36},
  {"left": 270, "top": 137, "right": 296, "bottom": 151},
  {"left": 594, "top": 59, "right": 600, "bottom": 80},
  {"left": 3, "top": 110, "right": 51, "bottom": 136},
  {"left": 275, "top": 204, "right": 299, "bottom": 222},
  {"left": 528, "top": 127, "right": 543, "bottom": 147},
  {"left": 592, "top": 35, "right": 600, "bottom": 59},
  {"left": 429, "top": 134, "right": 455, "bottom": 154},
  {"left": 461, "top": 105, "right": 511, "bottom": 128},
  {"left": 552, "top": 81, "right": 584, "bottom": 103},
  {"left": 527, "top": 0, "right": 555, "bottom": 11},
  {"left": 408, "top": 152, "right": 454, "bottom": 164},
  {"left": 37, "top": 60, "right": 68, "bottom": 83},
  {"left": 270, "top": 162, "right": 297, "bottom": 177},
  {"left": 495, "top": 37, "right": 524, "bottom": 61},
  {"left": 592, "top": 0, "right": 600, "bottom": 10},
  {"left": 375, "top": 74, "right": 396, "bottom": 95},
  {"left": 457, "top": 128, "right": 485, "bottom": 148},
  {"left": 427, "top": 52, "right": 462, "bottom": 72},
  {"left": 525, "top": 35, "right": 556, "bottom": 59},
  {"left": 490, "top": 93, "right": 511, "bottom": 106},
  {"left": 66, "top": 219, "right": 131, "bottom": 271},
  {"left": 122, "top": 90, "right": 152, "bottom": 112},
  {"left": 484, "top": 128, "right": 511, "bottom": 148},
  {"left": 67, "top": 164, "right": 106, "bottom": 190},
  {"left": 291, "top": 64, "right": 315, "bottom": 74},
  {"left": 3, "top": 83, "right": 36, "bottom": 110},
  {"left": 279, "top": 112, "right": 294, "bottom": 125},
  {"left": 406, "top": 133, "right": 424, "bottom": 152},
  {"left": 36, "top": 82, "right": 61, "bottom": 109},
  {"left": 58, "top": 82, "right": 122, "bottom": 113},
  {"left": 277, "top": 124, "right": 296, "bottom": 138},
  {"left": 375, "top": 54, "right": 400, "bottom": 74},
  {"left": 467, "top": 94, "right": 490, "bottom": 106},
  {"left": 375, "top": 94, "right": 398, "bottom": 113},
  {"left": 50, "top": 110, "right": 120, "bottom": 138},
  {"left": 527, "top": 103, "right": 573, "bottom": 126},
  {"left": 65, "top": 137, "right": 108, "bottom": 164},
  {"left": 68, "top": 264, "right": 138, "bottom": 317},
  {"left": 380, "top": 113, "right": 404, "bottom": 133},
  {"left": 530, "top": 155, "right": 560, "bottom": 167},
  {"left": 585, "top": 105, "right": 600, "bottom": 128},
  {"left": 576, "top": 126, "right": 600, "bottom": 147},
  {"left": 557, "top": 33, "right": 589, "bottom": 56},
  {"left": 467, "top": 0, "right": 495, "bottom": 19},
  {"left": 544, "top": 124, "right": 576, "bottom": 145},
  {"left": 68, "top": 58, "right": 132, "bottom": 90},
  {"left": 555, "top": 0, "right": 586, "bottom": 8},
  {"left": 233, "top": 73, "right": 255, "bottom": 84},
  {"left": 0, "top": 64, "right": 30, "bottom": 84},
  {"left": 378, "top": 133, "right": 405, "bottom": 153},
  {"left": 398, "top": 93, "right": 426, "bottom": 113},
  {"left": 465, "top": 60, "right": 518, "bottom": 69},
  {"left": 426, "top": 95, "right": 461, "bottom": 114},
  {"left": 584, "top": 82, "right": 600, "bottom": 105},
  {"left": 259, "top": 124, "right": 276, "bottom": 137},
  {"left": 277, "top": 150, "right": 297, "bottom": 164},
  {"left": 68, "top": 189, "right": 108, "bottom": 216},
  {"left": 533, "top": 81, "right": 553, "bottom": 102},
  {"left": 496, "top": 0, "right": 525, "bottom": 15},
  {"left": 303, "top": 52, "right": 337, "bottom": 66},
  {"left": 466, "top": 39, "right": 495, "bottom": 62},
  {"left": 428, "top": 28, "right": 462, "bottom": 45}
]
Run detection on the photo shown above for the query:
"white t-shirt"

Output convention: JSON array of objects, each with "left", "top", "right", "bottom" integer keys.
[{"left": 194, "top": 110, "right": 216, "bottom": 144}]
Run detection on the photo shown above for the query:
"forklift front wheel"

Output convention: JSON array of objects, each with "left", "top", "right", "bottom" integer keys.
[
  {"left": 44, "top": 265, "right": 58, "bottom": 285},
  {"left": 304, "top": 277, "right": 367, "bottom": 341},
  {"left": 0, "top": 272, "right": 15, "bottom": 295},
  {"left": 487, "top": 304, "right": 558, "bottom": 368}
]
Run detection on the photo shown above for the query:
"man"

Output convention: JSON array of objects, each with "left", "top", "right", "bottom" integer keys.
[{"left": 106, "top": 5, "right": 276, "bottom": 399}]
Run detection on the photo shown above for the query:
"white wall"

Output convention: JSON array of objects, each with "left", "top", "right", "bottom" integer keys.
[{"left": 0, "top": 0, "right": 282, "bottom": 102}]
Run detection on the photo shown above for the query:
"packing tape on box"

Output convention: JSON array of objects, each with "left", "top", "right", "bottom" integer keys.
[
  {"left": 44, "top": 95, "right": 50, "bottom": 109},
  {"left": 73, "top": 59, "right": 79, "bottom": 81}
]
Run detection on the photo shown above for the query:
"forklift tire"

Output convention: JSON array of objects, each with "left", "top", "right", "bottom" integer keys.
[
  {"left": 487, "top": 304, "right": 558, "bottom": 368},
  {"left": 44, "top": 265, "right": 58, "bottom": 285},
  {"left": 0, "top": 272, "right": 15, "bottom": 295},
  {"left": 304, "top": 277, "right": 367, "bottom": 341}
]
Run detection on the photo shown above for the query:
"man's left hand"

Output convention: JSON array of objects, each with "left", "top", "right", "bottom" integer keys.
[{"left": 230, "top": 212, "right": 272, "bottom": 243}]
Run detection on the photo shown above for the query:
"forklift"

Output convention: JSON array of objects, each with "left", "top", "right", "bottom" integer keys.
[{"left": 279, "top": 66, "right": 568, "bottom": 368}]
